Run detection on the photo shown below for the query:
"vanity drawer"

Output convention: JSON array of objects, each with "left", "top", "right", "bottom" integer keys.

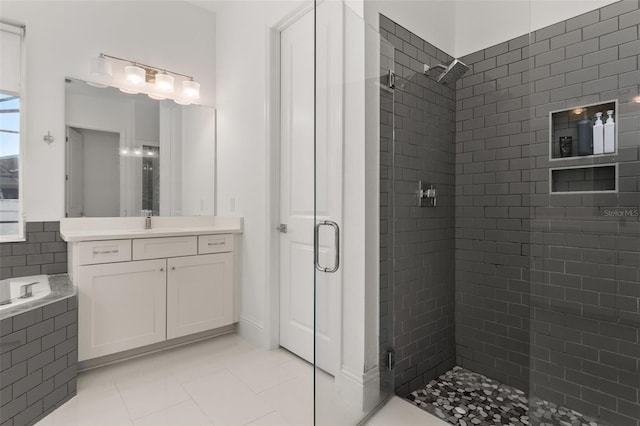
[
  {"left": 198, "top": 234, "right": 234, "bottom": 254},
  {"left": 133, "top": 236, "right": 198, "bottom": 260},
  {"left": 78, "top": 240, "right": 132, "bottom": 265}
]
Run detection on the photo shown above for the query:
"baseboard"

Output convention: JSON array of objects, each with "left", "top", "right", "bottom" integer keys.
[
  {"left": 238, "top": 314, "right": 267, "bottom": 348},
  {"left": 78, "top": 324, "right": 236, "bottom": 372},
  {"left": 337, "top": 366, "right": 383, "bottom": 412}
]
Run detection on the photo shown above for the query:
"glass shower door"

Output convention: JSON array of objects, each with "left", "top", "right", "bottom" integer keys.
[{"left": 313, "top": 2, "right": 392, "bottom": 424}]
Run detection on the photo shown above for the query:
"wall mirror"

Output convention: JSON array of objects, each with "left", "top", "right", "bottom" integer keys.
[{"left": 64, "top": 77, "right": 215, "bottom": 218}]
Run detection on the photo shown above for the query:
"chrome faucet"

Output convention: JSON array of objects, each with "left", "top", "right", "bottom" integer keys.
[{"left": 19, "top": 282, "right": 38, "bottom": 299}]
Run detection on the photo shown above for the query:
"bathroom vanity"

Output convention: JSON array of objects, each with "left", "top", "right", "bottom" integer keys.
[{"left": 60, "top": 216, "right": 242, "bottom": 363}]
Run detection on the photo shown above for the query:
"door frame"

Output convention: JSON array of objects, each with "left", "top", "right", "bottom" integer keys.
[
  {"left": 65, "top": 123, "right": 126, "bottom": 216},
  {"left": 264, "top": 2, "right": 345, "bottom": 365},
  {"left": 265, "top": 1, "right": 312, "bottom": 351},
  {"left": 262, "top": 0, "right": 384, "bottom": 413},
  {"left": 64, "top": 124, "right": 123, "bottom": 217}
]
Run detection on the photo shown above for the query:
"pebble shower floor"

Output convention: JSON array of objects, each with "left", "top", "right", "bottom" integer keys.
[{"left": 406, "top": 367, "right": 602, "bottom": 426}]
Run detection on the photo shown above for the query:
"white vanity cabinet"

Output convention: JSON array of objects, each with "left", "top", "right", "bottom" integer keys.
[
  {"left": 78, "top": 259, "right": 167, "bottom": 361},
  {"left": 69, "top": 231, "right": 239, "bottom": 362},
  {"left": 166, "top": 253, "right": 234, "bottom": 339}
]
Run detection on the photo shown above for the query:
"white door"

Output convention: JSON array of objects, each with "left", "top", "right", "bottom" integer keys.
[
  {"left": 66, "top": 127, "right": 84, "bottom": 217},
  {"left": 77, "top": 259, "right": 167, "bottom": 361},
  {"left": 279, "top": 5, "right": 342, "bottom": 375},
  {"left": 166, "top": 253, "right": 234, "bottom": 339}
]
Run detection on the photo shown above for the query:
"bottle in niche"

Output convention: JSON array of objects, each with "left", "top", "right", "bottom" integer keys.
[
  {"left": 604, "top": 110, "right": 615, "bottom": 153},
  {"left": 593, "top": 112, "right": 604, "bottom": 154},
  {"left": 577, "top": 111, "right": 593, "bottom": 155},
  {"left": 559, "top": 136, "right": 572, "bottom": 157}
]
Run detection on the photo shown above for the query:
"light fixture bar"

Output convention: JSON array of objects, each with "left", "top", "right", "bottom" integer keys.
[{"left": 99, "top": 53, "right": 194, "bottom": 81}]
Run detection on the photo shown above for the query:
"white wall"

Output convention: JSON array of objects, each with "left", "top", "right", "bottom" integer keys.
[
  {"left": 181, "top": 105, "right": 216, "bottom": 216},
  {"left": 134, "top": 100, "right": 160, "bottom": 145},
  {"left": 79, "top": 129, "right": 120, "bottom": 217},
  {"left": 363, "top": 0, "right": 621, "bottom": 58},
  {"left": 0, "top": 1, "right": 215, "bottom": 222},
  {"left": 214, "top": 0, "right": 307, "bottom": 347},
  {"left": 455, "top": 0, "right": 621, "bottom": 57},
  {"left": 364, "top": 0, "right": 456, "bottom": 55}
]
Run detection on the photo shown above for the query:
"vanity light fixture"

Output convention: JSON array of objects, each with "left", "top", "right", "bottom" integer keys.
[
  {"left": 88, "top": 54, "right": 112, "bottom": 88},
  {"left": 119, "top": 147, "right": 156, "bottom": 157},
  {"left": 182, "top": 79, "right": 200, "bottom": 99},
  {"left": 89, "top": 53, "right": 200, "bottom": 104},
  {"left": 156, "top": 72, "right": 174, "bottom": 93},
  {"left": 125, "top": 65, "right": 146, "bottom": 85}
]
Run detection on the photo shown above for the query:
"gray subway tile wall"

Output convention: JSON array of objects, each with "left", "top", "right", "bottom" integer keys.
[
  {"left": 0, "top": 222, "right": 67, "bottom": 280},
  {"left": 380, "top": 15, "right": 457, "bottom": 396},
  {"left": 382, "top": 1, "right": 639, "bottom": 424},
  {"left": 0, "top": 297, "right": 77, "bottom": 426},
  {"left": 455, "top": 1, "right": 639, "bottom": 424}
]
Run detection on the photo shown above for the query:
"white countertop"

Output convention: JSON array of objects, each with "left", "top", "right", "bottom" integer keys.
[{"left": 60, "top": 216, "right": 243, "bottom": 242}]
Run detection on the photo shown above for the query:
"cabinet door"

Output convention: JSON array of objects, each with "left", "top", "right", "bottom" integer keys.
[
  {"left": 167, "top": 253, "right": 234, "bottom": 339},
  {"left": 78, "top": 259, "right": 167, "bottom": 361}
]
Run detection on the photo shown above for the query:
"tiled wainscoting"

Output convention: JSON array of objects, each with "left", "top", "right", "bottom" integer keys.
[
  {"left": 0, "top": 222, "right": 67, "bottom": 280},
  {"left": 1, "top": 296, "right": 78, "bottom": 426}
]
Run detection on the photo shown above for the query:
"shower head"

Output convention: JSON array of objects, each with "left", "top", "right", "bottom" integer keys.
[
  {"left": 436, "top": 59, "right": 469, "bottom": 85},
  {"left": 423, "top": 59, "right": 470, "bottom": 85}
]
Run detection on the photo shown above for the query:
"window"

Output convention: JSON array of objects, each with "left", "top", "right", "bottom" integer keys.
[{"left": 0, "top": 22, "right": 25, "bottom": 241}]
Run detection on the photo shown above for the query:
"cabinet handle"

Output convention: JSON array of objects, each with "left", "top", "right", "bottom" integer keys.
[
  {"left": 93, "top": 249, "right": 118, "bottom": 255},
  {"left": 208, "top": 242, "right": 225, "bottom": 246},
  {"left": 160, "top": 268, "right": 164, "bottom": 272},
  {"left": 171, "top": 266, "right": 176, "bottom": 270}
]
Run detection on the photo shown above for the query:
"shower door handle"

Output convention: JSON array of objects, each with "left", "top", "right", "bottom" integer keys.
[{"left": 314, "top": 220, "right": 340, "bottom": 273}]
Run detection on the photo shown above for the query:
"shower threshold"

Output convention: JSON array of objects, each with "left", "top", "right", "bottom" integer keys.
[{"left": 406, "top": 366, "right": 602, "bottom": 426}]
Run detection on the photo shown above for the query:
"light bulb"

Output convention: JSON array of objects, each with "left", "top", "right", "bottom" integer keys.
[
  {"left": 182, "top": 80, "right": 200, "bottom": 99},
  {"left": 89, "top": 55, "right": 112, "bottom": 87},
  {"left": 120, "top": 148, "right": 129, "bottom": 155},
  {"left": 125, "top": 65, "right": 145, "bottom": 85},
  {"left": 156, "top": 73, "right": 174, "bottom": 93},
  {"left": 134, "top": 148, "right": 142, "bottom": 155}
]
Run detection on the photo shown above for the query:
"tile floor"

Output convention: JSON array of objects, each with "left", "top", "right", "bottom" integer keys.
[
  {"left": 407, "top": 366, "right": 603, "bottom": 426},
  {"left": 34, "top": 333, "right": 442, "bottom": 426}
]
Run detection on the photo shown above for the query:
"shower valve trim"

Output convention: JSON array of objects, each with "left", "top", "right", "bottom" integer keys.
[{"left": 417, "top": 181, "right": 437, "bottom": 207}]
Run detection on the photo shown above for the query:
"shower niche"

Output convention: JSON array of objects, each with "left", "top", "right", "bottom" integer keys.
[
  {"left": 549, "top": 100, "right": 618, "bottom": 160},
  {"left": 548, "top": 100, "right": 619, "bottom": 194},
  {"left": 550, "top": 164, "right": 618, "bottom": 194}
]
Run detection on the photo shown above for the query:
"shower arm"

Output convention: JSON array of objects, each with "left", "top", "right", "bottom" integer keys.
[{"left": 423, "top": 63, "right": 447, "bottom": 74}]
